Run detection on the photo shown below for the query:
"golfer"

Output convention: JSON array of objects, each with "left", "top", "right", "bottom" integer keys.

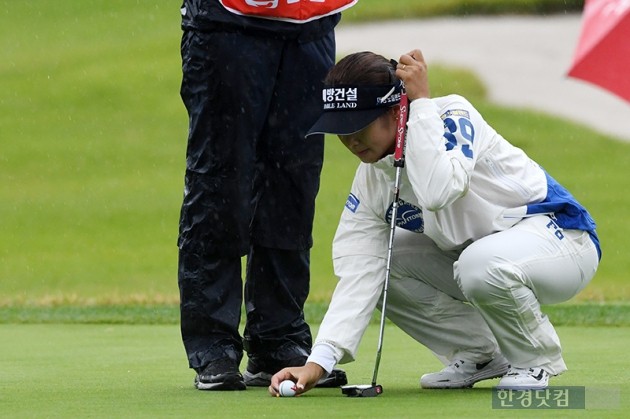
[{"left": 269, "top": 49, "right": 600, "bottom": 396}]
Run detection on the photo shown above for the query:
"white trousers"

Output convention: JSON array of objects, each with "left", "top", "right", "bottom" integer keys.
[{"left": 383, "top": 215, "right": 599, "bottom": 375}]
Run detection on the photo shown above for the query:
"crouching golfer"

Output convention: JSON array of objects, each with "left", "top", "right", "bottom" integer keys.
[{"left": 268, "top": 49, "right": 600, "bottom": 396}]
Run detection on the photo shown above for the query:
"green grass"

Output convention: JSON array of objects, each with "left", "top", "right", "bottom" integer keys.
[
  {"left": 1, "top": 0, "right": 626, "bottom": 305},
  {"left": 1, "top": 2, "right": 628, "bottom": 418},
  {"left": 2, "top": 0, "right": 626, "bottom": 308},
  {"left": 2, "top": 324, "right": 628, "bottom": 418},
  {"left": 3, "top": 303, "right": 630, "bottom": 328},
  {"left": 0, "top": 1, "right": 185, "bottom": 304}
]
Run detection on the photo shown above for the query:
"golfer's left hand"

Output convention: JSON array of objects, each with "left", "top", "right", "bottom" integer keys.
[
  {"left": 268, "top": 362, "right": 326, "bottom": 397},
  {"left": 396, "top": 49, "right": 430, "bottom": 101}
]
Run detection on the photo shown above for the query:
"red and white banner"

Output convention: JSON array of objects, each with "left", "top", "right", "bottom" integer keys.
[{"left": 568, "top": 0, "right": 630, "bottom": 102}]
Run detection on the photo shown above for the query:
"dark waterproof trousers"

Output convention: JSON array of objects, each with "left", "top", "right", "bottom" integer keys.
[{"left": 178, "top": 27, "right": 335, "bottom": 371}]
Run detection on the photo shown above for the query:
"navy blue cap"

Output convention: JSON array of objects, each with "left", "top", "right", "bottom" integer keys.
[{"left": 306, "top": 80, "right": 402, "bottom": 136}]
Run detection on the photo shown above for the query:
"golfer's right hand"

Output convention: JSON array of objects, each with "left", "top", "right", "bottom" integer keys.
[{"left": 268, "top": 362, "right": 326, "bottom": 397}]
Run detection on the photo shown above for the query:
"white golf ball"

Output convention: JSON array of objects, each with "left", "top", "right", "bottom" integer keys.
[{"left": 278, "top": 380, "right": 296, "bottom": 397}]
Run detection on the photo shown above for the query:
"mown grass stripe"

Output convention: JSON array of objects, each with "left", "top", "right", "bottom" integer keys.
[{"left": 2, "top": 303, "right": 629, "bottom": 326}]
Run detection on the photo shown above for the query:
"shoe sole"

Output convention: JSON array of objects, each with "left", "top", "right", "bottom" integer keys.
[
  {"left": 420, "top": 362, "right": 509, "bottom": 389},
  {"left": 495, "top": 383, "right": 549, "bottom": 390},
  {"left": 496, "top": 376, "right": 549, "bottom": 390}
]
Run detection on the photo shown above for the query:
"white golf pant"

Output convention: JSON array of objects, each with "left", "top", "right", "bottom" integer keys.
[{"left": 383, "top": 215, "right": 599, "bottom": 375}]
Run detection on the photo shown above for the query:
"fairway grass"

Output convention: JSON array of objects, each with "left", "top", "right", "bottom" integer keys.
[
  {"left": 2, "top": 1, "right": 630, "bottom": 306},
  {"left": 1, "top": 324, "right": 628, "bottom": 418}
]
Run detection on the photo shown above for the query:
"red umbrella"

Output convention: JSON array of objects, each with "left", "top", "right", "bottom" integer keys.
[{"left": 568, "top": 0, "right": 630, "bottom": 103}]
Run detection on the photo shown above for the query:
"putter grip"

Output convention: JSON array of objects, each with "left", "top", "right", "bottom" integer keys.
[{"left": 394, "top": 87, "right": 408, "bottom": 167}]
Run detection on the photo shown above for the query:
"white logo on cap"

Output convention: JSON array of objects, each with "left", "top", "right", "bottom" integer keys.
[{"left": 323, "top": 87, "right": 358, "bottom": 103}]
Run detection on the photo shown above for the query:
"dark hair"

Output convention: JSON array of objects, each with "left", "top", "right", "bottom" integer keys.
[{"left": 325, "top": 51, "right": 397, "bottom": 86}]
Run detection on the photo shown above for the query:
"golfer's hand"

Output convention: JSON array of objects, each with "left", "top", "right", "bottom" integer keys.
[
  {"left": 396, "top": 49, "right": 430, "bottom": 101},
  {"left": 268, "top": 362, "right": 326, "bottom": 397}
]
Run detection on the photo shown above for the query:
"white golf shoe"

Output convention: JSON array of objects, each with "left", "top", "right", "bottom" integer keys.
[
  {"left": 496, "top": 367, "right": 550, "bottom": 390},
  {"left": 420, "top": 355, "right": 509, "bottom": 389}
]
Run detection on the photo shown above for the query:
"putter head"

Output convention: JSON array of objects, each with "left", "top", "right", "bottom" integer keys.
[{"left": 341, "top": 384, "right": 383, "bottom": 397}]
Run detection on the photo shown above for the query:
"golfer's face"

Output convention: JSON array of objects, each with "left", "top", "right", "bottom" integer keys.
[{"left": 338, "top": 112, "right": 396, "bottom": 163}]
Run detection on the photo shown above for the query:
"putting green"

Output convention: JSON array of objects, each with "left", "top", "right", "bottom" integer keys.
[{"left": 1, "top": 324, "right": 627, "bottom": 418}]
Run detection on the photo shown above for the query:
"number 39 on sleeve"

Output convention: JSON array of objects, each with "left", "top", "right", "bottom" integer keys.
[{"left": 442, "top": 114, "right": 475, "bottom": 159}]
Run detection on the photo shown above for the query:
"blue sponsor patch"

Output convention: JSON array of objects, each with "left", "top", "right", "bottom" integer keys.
[
  {"left": 386, "top": 200, "right": 424, "bottom": 233},
  {"left": 345, "top": 193, "right": 360, "bottom": 213}
]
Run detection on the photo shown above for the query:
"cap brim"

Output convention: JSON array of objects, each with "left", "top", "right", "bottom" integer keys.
[{"left": 306, "top": 108, "right": 389, "bottom": 137}]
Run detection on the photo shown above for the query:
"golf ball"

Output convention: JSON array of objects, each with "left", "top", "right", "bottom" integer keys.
[{"left": 278, "top": 380, "right": 296, "bottom": 397}]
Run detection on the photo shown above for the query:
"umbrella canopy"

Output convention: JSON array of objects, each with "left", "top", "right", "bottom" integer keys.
[{"left": 568, "top": 0, "right": 630, "bottom": 103}]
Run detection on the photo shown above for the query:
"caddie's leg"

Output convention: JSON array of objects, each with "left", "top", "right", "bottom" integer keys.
[
  {"left": 178, "top": 29, "right": 275, "bottom": 389},
  {"left": 243, "top": 246, "right": 312, "bottom": 362},
  {"left": 243, "top": 32, "right": 338, "bottom": 387},
  {"left": 455, "top": 215, "right": 599, "bottom": 375}
]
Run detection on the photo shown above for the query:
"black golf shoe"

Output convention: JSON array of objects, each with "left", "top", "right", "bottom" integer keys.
[
  {"left": 314, "top": 368, "right": 348, "bottom": 388},
  {"left": 243, "top": 350, "right": 348, "bottom": 388},
  {"left": 194, "top": 357, "right": 246, "bottom": 391}
]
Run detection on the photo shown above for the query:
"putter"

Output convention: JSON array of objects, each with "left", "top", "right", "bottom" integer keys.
[{"left": 342, "top": 82, "right": 409, "bottom": 398}]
